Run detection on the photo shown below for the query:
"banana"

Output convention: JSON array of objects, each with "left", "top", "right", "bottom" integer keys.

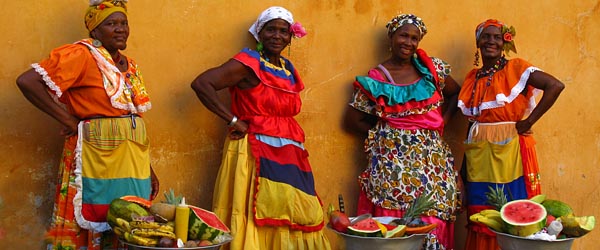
[
  {"left": 469, "top": 213, "right": 485, "bottom": 223},
  {"left": 132, "top": 228, "right": 177, "bottom": 239},
  {"left": 124, "top": 232, "right": 158, "bottom": 246},
  {"left": 479, "top": 209, "right": 500, "bottom": 217},
  {"left": 476, "top": 216, "right": 505, "bottom": 232},
  {"left": 116, "top": 217, "right": 131, "bottom": 232},
  {"left": 129, "top": 220, "right": 175, "bottom": 232},
  {"left": 480, "top": 209, "right": 502, "bottom": 221}
]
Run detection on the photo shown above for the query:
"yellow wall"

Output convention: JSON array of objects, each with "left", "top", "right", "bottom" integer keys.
[{"left": 1, "top": 0, "right": 599, "bottom": 249}]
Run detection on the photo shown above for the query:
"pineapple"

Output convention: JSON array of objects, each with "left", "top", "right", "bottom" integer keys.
[
  {"left": 485, "top": 185, "right": 508, "bottom": 211},
  {"left": 149, "top": 188, "right": 182, "bottom": 221},
  {"left": 391, "top": 192, "right": 436, "bottom": 226}
]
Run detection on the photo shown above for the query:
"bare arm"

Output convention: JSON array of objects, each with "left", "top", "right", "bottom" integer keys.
[
  {"left": 190, "top": 59, "right": 257, "bottom": 139},
  {"left": 343, "top": 105, "right": 377, "bottom": 136},
  {"left": 516, "top": 71, "right": 565, "bottom": 134},
  {"left": 442, "top": 75, "right": 461, "bottom": 124},
  {"left": 16, "top": 69, "right": 79, "bottom": 136}
]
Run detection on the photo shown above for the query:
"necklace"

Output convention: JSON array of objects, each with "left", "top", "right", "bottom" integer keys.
[
  {"left": 468, "top": 56, "right": 507, "bottom": 117},
  {"left": 112, "top": 53, "right": 125, "bottom": 66}
]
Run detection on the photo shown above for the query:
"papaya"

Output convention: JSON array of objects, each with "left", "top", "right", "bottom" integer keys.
[
  {"left": 559, "top": 215, "right": 595, "bottom": 237},
  {"left": 405, "top": 223, "right": 437, "bottom": 235},
  {"left": 542, "top": 199, "right": 574, "bottom": 217},
  {"left": 107, "top": 198, "right": 150, "bottom": 228}
]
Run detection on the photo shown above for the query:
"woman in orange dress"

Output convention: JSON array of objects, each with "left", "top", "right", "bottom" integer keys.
[
  {"left": 190, "top": 6, "right": 330, "bottom": 250},
  {"left": 16, "top": 1, "right": 158, "bottom": 249},
  {"left": 458, "top": 19, "right": 565, "bottom": 250}
]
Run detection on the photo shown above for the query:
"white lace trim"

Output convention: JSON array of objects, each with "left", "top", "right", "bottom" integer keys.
[
  {"left": 73, "top": 121, "right": 111, "bottom": 232},
  {"left": 458, "top": 66, "right": 542, "bottom": 117},
  {"left": 31, "top": 63, "right": 63, "bottom": 98}
]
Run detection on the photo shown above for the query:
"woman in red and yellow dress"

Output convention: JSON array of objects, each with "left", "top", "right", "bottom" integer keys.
[
  {"left": 16, "top": 1, "right": 158, "bottom": 249},
  {"left": 190, "top": 6, "right": 330, "bottom": 250},
  {"left": 458, "top": 19, "right": 565, "bottom": 250}
]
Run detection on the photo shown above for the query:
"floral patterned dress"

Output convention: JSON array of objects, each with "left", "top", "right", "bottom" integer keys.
[{"left": 350, "top": 49, "right": 460, "bottom": 249}]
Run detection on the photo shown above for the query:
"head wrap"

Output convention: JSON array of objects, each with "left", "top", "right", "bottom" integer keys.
[
  {"left": 386, "top": 14, "right": 427, "bottom": 38},
  {"left": 85, "top": 0, "right": 128, "bottom": 31},
  {"left": 249, "top": 6, "right": 295, "bottom": 42},
  {"left": 475, "top": 19, "right": 517, "bottom": 55}
]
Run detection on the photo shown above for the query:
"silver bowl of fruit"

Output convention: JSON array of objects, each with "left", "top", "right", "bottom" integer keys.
[
  {"left": 327, "top": 216, "right": 428, "bottom": 250},
  {"left": 494, "top": 230, "right": 575, "bottom": 250}
]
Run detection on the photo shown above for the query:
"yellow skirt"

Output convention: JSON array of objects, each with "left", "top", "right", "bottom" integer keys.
[{"left": 212, "top": 135, "right": 331, "bottom": 250}]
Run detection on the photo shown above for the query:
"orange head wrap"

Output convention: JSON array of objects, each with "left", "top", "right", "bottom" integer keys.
[
  {"left": 475, "top": 19, "right": 517, "bottom": 55},
  {"left": 84, "top": 0, "right": 128, "bottom": 31}
]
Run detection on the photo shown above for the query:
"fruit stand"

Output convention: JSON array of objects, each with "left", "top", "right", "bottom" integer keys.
[{"left": 328, "top": 217, "right": 427, "bottom": 250}]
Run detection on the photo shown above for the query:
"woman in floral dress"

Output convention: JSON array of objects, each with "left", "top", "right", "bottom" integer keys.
[{"left": 344, "top": 14, "right": 462, "bottom": 250}]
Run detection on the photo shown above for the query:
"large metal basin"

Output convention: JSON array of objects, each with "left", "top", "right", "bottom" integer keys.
[
  {"left": 328, "top": 216, "right": 427, "bottom": 250},
  {"left": 495, "top": 230, "right": 575, "bottom": 250},
  {"left": 120, "top": 239, "right": 230, "bottom": 250}
]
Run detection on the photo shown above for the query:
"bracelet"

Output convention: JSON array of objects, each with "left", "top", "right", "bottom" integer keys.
[{"left": 228, "top": 115, "right": 238, "bottom": 127}]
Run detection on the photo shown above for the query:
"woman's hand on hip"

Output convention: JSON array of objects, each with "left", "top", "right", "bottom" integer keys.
[{"left": 229, "top": 120, "right": 249, "bottom": 140}]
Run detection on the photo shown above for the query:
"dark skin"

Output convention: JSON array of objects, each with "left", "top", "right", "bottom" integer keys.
[
  {"left": 477, "top": 26, "right": 565, "bottom": 134},
  {"left": 344, "top": 24, "right": 461, "bottom": 135},
  {"left": 343, "top": 24, "right": 464, "bottom": 209},
  {"left": 16, "top": 12, "right": 159, "bottom": 200},
  {"left": 191, "top": 19, "right": 292, "bottom": 140}
]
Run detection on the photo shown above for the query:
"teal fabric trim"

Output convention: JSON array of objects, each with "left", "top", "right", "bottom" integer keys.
[
  {"left": 82, "top": 177, "right": 151, "bottom": 204},
  {"left": 356, "top": 57, "right": 437, "bottom": 106}
]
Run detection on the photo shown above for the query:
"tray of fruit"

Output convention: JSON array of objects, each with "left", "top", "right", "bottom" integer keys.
[
  {"left": 109, "top": 189, "right": 232, "bottom": 249},
  {"left": 326, "top": 194, "right": 436, "bottom": 250},
  {"left": 471, "top": 187, "right": 595, "bottom": 250}
]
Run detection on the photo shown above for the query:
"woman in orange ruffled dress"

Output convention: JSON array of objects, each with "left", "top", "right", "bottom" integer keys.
[
  {"left": 458, "top": 19, "right": 565, "bottom": 250},
  {"left": 16, "top": 1, "right": 158, "bottom": 249}
]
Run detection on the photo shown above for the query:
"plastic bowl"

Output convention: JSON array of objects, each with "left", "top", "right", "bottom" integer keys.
[
  {"left": 494, "top": 230, "right": 575, "bottom": 250},
  {"left": 327, "top": 216, "right": 427, "bottom": 250}
]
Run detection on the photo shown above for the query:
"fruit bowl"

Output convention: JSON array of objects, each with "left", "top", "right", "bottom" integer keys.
[
  {"left": 493, "top": 230, "right": 575, "bottom": 250},
  {"left": 120, "top": 239, "right": 231, "bottom": 250},
  {"left": 327, "top": 216, "right": 427, "bottom": 250}
]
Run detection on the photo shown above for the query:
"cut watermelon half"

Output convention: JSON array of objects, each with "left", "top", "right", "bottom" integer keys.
[
  {"left": 500, "top": 199, "right": 547, "bottom": 236},
  {"left": 188, "top": 205, "right": 230, "bottom": 241},
  {"left": 347, "top": 218, "right": 383, "bottom": 237}
]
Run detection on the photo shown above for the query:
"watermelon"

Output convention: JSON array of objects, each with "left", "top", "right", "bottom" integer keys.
[
  {"left": 107, "top": 198, "right": 150, "bottom": 228},
  {"left": 347, "top": 218, "right": 383, "bottom": 237},
  {"left": 500, "top": 199, "right": 547, "bottom": 237},
  {"left": 542, "top": 199, "right": 574, "bottom": 218},
  {"left": 187, "top": 205, "right": 230, "bottom": 241}
]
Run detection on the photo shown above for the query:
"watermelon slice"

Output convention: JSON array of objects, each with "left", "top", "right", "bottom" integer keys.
[
  {"left": 187, "top": 205, "right": 230, "bottom": 241},
  {"left": 347, "top": 218, "right": 383, "bottom": 237},
  {"left": 500, "top": 199, "right": 547, "bottom": 237}
]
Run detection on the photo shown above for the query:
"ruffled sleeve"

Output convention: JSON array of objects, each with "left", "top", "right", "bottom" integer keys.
[{"left": 33, "top": 44, "right": 96, "bottom": 97}]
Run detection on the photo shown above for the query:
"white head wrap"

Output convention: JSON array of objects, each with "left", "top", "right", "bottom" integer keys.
[{"left": 249, "top": 6, "right": 294, "bottom": 42}]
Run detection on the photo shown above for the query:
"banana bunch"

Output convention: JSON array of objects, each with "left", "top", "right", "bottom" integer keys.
[
  {"left": 470, "top": 209, "right": 505, "bottom": 233},
  {"left": 112, "top": 219, "right": 176, "bottom": 246}
]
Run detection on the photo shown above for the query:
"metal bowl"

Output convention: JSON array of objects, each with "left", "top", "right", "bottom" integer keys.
[
  {"left": 120, "top": 239, "right": 231, "bottom": 250},
  {"left": 494, "top": 230, "right": 575, "bottom": 250},
  {"left": 327, "top": 216, "right": 427, "bottom": 250}
]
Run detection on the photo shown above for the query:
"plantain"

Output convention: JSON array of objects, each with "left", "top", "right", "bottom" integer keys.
[
  {"left": 130, "top": 220, "right": 175, "bottom": 232},
  {"left": 112, "top": 226, "right": 126, "bottom": 237},
  {"left": 124, "top": 232, "right": 158, "bottom": 246},
  {"left": 116, "top": 217, "right": 131, "bottom": 232},
  {"left": 132, "top": 228, "right": 177, "bottom": 239}
]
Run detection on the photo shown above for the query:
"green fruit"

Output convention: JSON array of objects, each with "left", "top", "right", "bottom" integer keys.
[
  {"left": 560, "top": 215, "right": 595, "bottom": 237},
  {"left": 529, "top": 194, "right": 546, "bottom": 204},
  {"left": 107, "top": 198, "right": 150, "bottom": 228},
  {"left": 347, "top": 218, "right": 383, "bottom": 237},
  {"left": 542, "top": 199, "right": 574, "bottom": 218}
]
